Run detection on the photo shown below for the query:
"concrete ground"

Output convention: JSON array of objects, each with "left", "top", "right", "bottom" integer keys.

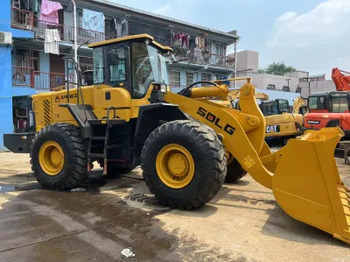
[{"left": 0, "top": 152, "right": 350, "bottom": 261}]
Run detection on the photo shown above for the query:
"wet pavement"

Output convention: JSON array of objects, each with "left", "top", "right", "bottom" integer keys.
[{"left": 1, "top": 152, "right": 350, "bottom": 261}]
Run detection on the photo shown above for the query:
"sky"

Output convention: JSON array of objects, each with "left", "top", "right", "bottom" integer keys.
[{"left": 107, "top": 0, "right": 350, "bottom": 78}]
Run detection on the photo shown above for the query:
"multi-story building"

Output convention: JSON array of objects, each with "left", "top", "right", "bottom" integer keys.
[{"left": 0, "top": 0, "right": 238, "bottom": 150}]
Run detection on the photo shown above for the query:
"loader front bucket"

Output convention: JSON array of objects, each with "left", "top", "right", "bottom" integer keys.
[{"left": 272, "top": 127, "right": 350, "bottom": 244}]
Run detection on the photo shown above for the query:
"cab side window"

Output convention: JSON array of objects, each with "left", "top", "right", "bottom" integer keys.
[{"left": 106, "top": 46, "right": 127, "bottom": 86}]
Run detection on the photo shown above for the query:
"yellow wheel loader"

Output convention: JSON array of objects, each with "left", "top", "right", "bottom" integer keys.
[{"left": 4, "top": 34, "right": 350, "bottom": 245}]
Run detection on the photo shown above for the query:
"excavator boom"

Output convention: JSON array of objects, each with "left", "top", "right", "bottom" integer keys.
[{"left": 332, "top": 68, "right": 350, "bottom": 91}]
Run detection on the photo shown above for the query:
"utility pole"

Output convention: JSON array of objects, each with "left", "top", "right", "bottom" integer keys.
[
  {"left": 234, "top": 37, "right": 239, "bottom": 88},
  {"left": 71, "top": 0, "right": 78, "bottom": 85}
]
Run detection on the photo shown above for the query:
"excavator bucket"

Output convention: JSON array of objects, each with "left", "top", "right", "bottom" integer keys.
[{"left": 272, "top": 127, "right": 350, "bottom": 244}]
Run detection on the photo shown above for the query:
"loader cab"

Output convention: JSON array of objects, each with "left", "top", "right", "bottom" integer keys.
[
  {"left": 260, "top": 99, "right": 290, "bottom": 116},
  {"left": 90, "top": 35, "right": 172, "bottom": 99},
  {"left": 308, "top": 91, "right": 350, "bottom": 113}
]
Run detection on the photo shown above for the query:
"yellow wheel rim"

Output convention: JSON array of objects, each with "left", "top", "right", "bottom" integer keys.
[
  {"left": 39, "top": 141, "right": 65, "bottom": 176},
  {"left": 156, "top": 144, "right": 195, "bottom": 189}
]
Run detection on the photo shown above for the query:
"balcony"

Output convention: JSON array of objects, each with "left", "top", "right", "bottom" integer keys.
[
  {"left": 11, "top": 8, "right": 113, "bottom": 45},
  {"left": 11, "top": 7, "right": 34, "bottom": 30},
  {"left": 12, "top": 66, "right": 66, "bottom": 90},
  {"left": 172, "top": 47, "right": 235, "bottom": 69}
]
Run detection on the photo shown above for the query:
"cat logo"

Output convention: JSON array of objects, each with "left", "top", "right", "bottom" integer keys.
[{"left": 55, "top": 95, "right": 60, "bottom": 102}]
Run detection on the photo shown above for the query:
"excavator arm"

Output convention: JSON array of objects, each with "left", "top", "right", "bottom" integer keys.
[
  {"left": 332, "top": 68, "right": 350, "bottom": 91},
  {"left": 162, "top": 81, "right": 350, "bottom": 245}
]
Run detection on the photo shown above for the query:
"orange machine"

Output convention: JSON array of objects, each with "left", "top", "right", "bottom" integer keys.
[{"left": 304, "top": 68, "right": 350, "bottom": 137}]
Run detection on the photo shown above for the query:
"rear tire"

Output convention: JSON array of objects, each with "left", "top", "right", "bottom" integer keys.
[
  {"left": 30, "top": 123, "right": 87, "bottom": 189},
  {"left": 200, "top": 123, "right": 247, "bottom": 183},
  {"left": 141, "top": 120, "right": 227, "bottom": 210}
]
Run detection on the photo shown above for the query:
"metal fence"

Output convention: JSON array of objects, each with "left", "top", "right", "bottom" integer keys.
[{"left": 12, "top": 66, "right": 68, "bottom": 90}]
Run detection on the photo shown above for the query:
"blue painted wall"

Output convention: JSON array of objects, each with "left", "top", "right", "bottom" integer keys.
[{"left": 0, "top": 0, "right": 34, "bottom": 150}]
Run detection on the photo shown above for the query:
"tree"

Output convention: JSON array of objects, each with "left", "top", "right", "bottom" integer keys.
[{"left": 259, "top": 62, "right": 296, "bottom": 76}]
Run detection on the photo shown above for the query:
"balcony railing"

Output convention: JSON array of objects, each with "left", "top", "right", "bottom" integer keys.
[
  {"left": 11, "top": 8, "right": 114, "bottom": 45},
  {"left": 172, "top": 47, "right": 235, "bottom": 69},
  {"left": 34, "top": 71, "right": 66, "bottom": 90},
  {"left": 11, "top": 7, "right": 34, "bottom": 30},
  {"left": 34, "top": 20, "right": 109, "bottom": 44},
  {"left": 12, "top": 66, "right": 35, "bottom": 87},
  {"left": 12, "top": 66, "right": 68, "bottom": 90}
]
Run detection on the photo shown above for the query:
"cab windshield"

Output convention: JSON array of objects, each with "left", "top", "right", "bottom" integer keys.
[
  {"left": 131, "top": 42, "right": 170, "bottom": 98},
  {"left": 260, "top": 99, "right": 290, "bottom": 116},
  {"left": 329, "top": 94, "right": 349, "bottom": 113},
  {"left": 261, "top": 101, "right": 279, "bottom": 116},
  {"left": 278, "top": 99, "right": 290, "bottom": 112},
  {"left": 308, "top": 96, "right": 325, "bottom": 110}
]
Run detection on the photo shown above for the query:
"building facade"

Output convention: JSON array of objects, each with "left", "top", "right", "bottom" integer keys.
[
  {"left": 0, "top": 0, "right": 238, "bottom": 150},
  {"left": 233, "top": 50, "right": 336, "bottom": 97}
]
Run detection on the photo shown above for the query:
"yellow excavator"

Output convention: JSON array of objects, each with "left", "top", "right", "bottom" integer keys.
[
  {"left": 218, "top": 90, "right": 304, "bottom": 146},
  {"left": 3, "top": 34, "right": 350, "bottom": 245},
  {"left": 292, "top": 96, "right": 308, "bottom": 115}
]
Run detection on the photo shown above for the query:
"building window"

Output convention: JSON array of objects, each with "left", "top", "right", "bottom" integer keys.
[
  {"left": 215, "top": 44, "right": 224, "bottom": 56},
  {"left": 16, "top": 49, "right": 40, "bottom": 71},
  {"left": 282, "top": 86, "right": 290, "bottom": 92},
  {"left": 201, "top": 73, "right": 211, "bottom": 81},
  {"left": 186, "top": 71, "right": 194, "bottom": 86},
  {"left": 267, "top": 84, "right": 276, "bottom": 91},
  {"left": 170, "top": 70, "right": 181, "bottom": 87},
  {"left": 295, "top": 86, "right": 301, "bottom": 93}
]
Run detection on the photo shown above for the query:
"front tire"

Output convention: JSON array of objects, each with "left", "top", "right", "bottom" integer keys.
[
  {"left": 141, "top": 120, "right": 227, "bottom": 210},
  {"left": 31, "top": 123, "right": 87, "bottom": 189}
]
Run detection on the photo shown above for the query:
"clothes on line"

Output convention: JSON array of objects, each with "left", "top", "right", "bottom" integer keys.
[
  {"left": 172, "top": 33, "right": 189, "bottom": 49},
  {"left": 44, "top": 29, "right": 60, "bottom": 55},
  {"left": 110, "top": 18, "right": 127, "bottom": 37},
  {"left": 32, "top": 0, "right": 39, "bottom": 13},
  {"left": 121, "top": 19, "right": 128, "bottom": 36},
  {"left": 171, "top": 32, "right": 208, "bottom": 50},
  {"left": 82, "top": 9, "right": 105, "bottom": 33},
  {"left": 40, "top": 0, "right": 62, "bottom": 24}
]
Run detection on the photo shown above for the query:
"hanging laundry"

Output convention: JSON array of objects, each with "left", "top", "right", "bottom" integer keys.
[
  {"left": 121, "top": 19, "right": 128, "bottom": 36},
  {"left": 110, "top": 18, "right": 117, "bottom": 32},
  {"left": 32, "top": 0, "right": 39, "bottom": 13},
  {"left": 189, "top": 36, "right": 195, "bottom": 49},
  {"left": 82, "top": 9, "right": 105, "bottom": 33},
  {"left": 40, "top": 0, "right": 62, "bottom": 24},
  {"left": 181, "top": 34, "right": 189, "bottom": 49},
  {"left": 44, "top": 29, "right": 60, "bottom": 55},
  {"left": 20, "top": 0, "right": 30, "bottom": 11}
]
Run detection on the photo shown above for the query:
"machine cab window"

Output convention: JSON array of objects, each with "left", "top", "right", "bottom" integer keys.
[
  {"left": 308, "top": 96, "right": 326, "bottom": 111},
  {"left": 278, "top": 99, "right": 290, "bottom": 112},
  {"left": 131, "top": 42, "right": 170, "bottom": 99},
  {"left": 329, "top": 93, "right": 349, "bottom": 113},
  {"left": 107, "top": 46, "right": 127, "bottom": 85},
  {"left": 92, "top": 39, "right": 170, "bottom": 98},
  {"left": 93, "top": 47, "right": 104, "bottom": 84}
]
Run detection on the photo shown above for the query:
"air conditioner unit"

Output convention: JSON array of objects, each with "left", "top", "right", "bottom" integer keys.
[{"left": 0, "top": 32, "right": 12, "bottom": 45}]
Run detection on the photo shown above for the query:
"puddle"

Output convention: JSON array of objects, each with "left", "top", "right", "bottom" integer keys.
[{"left": 0, "top": 185, "right": 15, "bottom": 193}]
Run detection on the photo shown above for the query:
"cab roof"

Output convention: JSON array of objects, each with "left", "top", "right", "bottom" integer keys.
[
  {"left": 88, "top": 34, "right": 173, "bottom": 52},
  {"left": 310, "top": 91, "right": 348, "bottom": 97}
]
